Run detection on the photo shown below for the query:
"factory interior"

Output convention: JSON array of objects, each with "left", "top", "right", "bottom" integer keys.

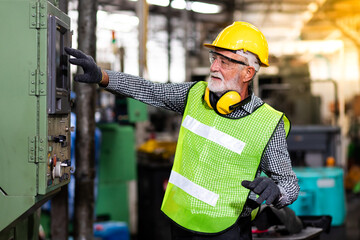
[{"left": 1, "top": 0, "right": 360, "bottom": 239}]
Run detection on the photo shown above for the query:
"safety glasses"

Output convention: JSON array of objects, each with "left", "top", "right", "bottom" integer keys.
[{"left": 209, "top": 50, "right": 248, "bottom": 70}]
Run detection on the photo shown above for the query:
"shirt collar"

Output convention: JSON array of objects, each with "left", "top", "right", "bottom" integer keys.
[
  {"left": 224, "top": 93, "right": 263, "bottom": 118},
  {"left": 239, "top": 93, "right": 263, "bottom": 114}
]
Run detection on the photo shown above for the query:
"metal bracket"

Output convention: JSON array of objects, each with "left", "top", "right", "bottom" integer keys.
[
  {"left": 28, "top": 136, "right": 36, "bottom": 162},
  {"left": 30, "top": 2, "right": 47, "bottom": 29},
  {"left": 28, "top": 136, "right": 46, "bottom": 163},
  {"left": 29, "top": 70, "right": 36, "bottom": 96},
  {"left": 38, "top": 70, "right": 46, "bottom": 96},
  {"left": 29, "top": 70, "right": 46, "bottom": 96},
  {"left": 38, "top": 137, "right": 46, "bottom": 162}
]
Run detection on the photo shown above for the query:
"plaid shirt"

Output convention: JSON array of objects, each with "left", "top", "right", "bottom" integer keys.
[{"left": 105, "top": 70, "right": 299, "bottom": 216}]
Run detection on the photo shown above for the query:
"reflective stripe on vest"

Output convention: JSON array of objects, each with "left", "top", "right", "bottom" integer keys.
[
  {"left": 161, "top": 81, "right": 290, "bottom": 234},
  {"left": 169, "top": 170, "right": 219, "bottom": 207},
  {"left": 182, "top": 115, "right": 246, "bottom": 155}
]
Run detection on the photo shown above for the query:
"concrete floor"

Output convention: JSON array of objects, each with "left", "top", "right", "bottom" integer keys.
[
  {"left": 251, "top": 192, "right": 360, "bottom": 240},
  {"left": 133, "top": 191, "right": 360, "bottom": 240},
  {"left": 344, "top": 193, "right": 360, "bottom": 240},
  {"left": 319, "top": 192, "right": 360, "bottom": 240}
]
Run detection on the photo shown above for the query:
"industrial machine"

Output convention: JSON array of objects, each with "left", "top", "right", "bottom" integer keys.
[
  {"left": 95, "top": 93, "right": 148, "bottom": 232},
  {"left": 285, "top": 126, "right": 346, "bottom": 227},
  {"left": 0, "top": 0, "right": 72, "bottom": 238},
  {"left": 256, "top": 56, "right": 346, "bottom": 229}
]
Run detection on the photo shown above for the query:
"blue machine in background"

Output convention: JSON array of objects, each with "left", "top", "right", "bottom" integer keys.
[
  {"left": 94, "top": 221, "right": 130, "bottom": 240},
  {"left": 288, "top": 167, "right": 346, "bottom": 226},
  {"left": 286, "top": 126, "right": 346, "bottom": 226}
]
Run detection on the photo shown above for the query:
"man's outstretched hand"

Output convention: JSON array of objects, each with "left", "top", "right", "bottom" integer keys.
[
  {"left": 65, "top": 47, "right": 103, "bottom": 84},
  {"left": 242, "top": 177, "right": 280, "bottom": 206}
]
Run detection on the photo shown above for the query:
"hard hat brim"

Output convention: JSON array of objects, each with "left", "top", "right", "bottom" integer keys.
[{"left": 203, "top": 43, "right": 215, "bottom": 49}]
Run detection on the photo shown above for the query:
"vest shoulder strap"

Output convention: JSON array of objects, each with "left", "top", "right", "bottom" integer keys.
[
  {"left": 187, "top": 82, "right": 291, "bottom": 137},
  {"left": 262, "top": 103, "right": 291, "bottom": 137}
]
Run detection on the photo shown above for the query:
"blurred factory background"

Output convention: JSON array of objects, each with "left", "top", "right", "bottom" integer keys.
[{"left": 1, "top": 0, "right": 360, "bottom": 239}]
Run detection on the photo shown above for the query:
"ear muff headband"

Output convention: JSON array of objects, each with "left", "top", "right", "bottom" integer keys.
[
  {"left": 204, "top": 87, "right": 212, "bottom": 109},
  {"left": 204, "top": 87, "right": 242, "bottom": 115}
]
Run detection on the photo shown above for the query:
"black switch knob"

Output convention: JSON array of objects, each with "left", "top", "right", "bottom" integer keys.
[{"left": 54, "top": 135, "right": 66, "bottom": 143}]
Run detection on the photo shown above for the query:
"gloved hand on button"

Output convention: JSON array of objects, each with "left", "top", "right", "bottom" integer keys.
[{"left": 64, "top": 47, "right": 104, "bottom": 84}]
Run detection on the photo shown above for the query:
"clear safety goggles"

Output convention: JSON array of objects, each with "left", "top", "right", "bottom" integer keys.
[{"left": 209, "top": 50, "right": 248, "bottom": 70}]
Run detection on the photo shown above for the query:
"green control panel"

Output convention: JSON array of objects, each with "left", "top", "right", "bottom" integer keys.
[{"left": 0, "top": 0, "right": 72, "bottom": 232}]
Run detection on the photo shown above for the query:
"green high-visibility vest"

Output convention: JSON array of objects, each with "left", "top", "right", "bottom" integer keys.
[{"left": 161, "top": 81, "right": 290, "bottom": 233}]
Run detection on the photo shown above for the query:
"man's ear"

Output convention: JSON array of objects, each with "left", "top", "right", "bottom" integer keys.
[{"left": 243, "top": 66, "right": 256, "bottom": 83}]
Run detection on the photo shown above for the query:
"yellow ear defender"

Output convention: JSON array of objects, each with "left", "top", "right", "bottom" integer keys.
[{"left": 204, "top": 87, "right": 242, "bottom": 115}]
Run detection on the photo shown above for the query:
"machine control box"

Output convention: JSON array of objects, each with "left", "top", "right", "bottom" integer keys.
[{"left": 0, "top": 0, "right": 72, "bottom": 232}]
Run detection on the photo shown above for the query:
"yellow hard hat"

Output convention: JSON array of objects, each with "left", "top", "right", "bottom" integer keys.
[{"left": 204, "top": 21, "right": 269, "bottom": 67}]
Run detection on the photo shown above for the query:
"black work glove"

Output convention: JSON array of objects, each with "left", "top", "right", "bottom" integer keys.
[
  {"left": 241, "top": 177, "right": 280, "bottom": 206},
  {"left": 64, "top": 47, "right": 102, "bottom": 84}
]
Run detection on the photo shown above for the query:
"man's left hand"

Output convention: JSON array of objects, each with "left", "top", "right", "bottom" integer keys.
[{"left": 241, "top": 177, "right": 280, "bottom": 205}]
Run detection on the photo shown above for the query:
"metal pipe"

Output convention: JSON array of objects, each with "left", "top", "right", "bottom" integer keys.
[
  {"left": 182, "top": 1, "right": 190, "bottom": 81},
  {"left": 311, "top": 79, "right": 339, "bottom": 125},
  {"left": 137, "top": 0, "right": 148, "bottom": 77},
  {"left": 73, "top": 0, "right": 98, "bottom": 239},
  {"left": 167, "top": 0, "right": 173, "bottom": 83}
]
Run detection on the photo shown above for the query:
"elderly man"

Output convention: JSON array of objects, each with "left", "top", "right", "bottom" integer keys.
[{"left": 65, "top": 21, "right": 299, "bottom": 240}]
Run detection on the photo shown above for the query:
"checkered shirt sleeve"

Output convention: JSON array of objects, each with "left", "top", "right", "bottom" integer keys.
[
  {"left": 105, "top": 70, "right": 299, "bottom": 216},
  {"left": 105, "top": 70, "right": 195, "bottom": 114}
]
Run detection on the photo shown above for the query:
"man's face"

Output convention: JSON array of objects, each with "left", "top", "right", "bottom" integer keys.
[{"left": 208, "top": 49, "right": 249, "bottom": 95}]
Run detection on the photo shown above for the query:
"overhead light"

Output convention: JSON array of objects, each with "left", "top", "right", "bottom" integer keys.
[
  {"left": 97, "top": 10, "right": 139, "bottom": 32},
  {"left": 129, "top": 0, "right": 221, "bottom": 14},
  {"left": 191, "top": 1, "right": 222, "bottom": 14},
  {"left": 128, "top": 0, "right": 169, "bottom": 7},
  {"left": 148, "top": 0, "right": 169, "bottom": 7},
  {"left": 307, "top": 2, "right": 318, "bottom": 13},
  {"left": 171, "top": 0, "right": 187, "bottom": 10},
  {"left": 302, "top": 11, "right": 313, "bottom": 22}
]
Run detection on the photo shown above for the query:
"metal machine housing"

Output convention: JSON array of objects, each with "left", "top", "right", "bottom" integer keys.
[{"left": 0, "top": 0, "right": 72, "bottom": 234}]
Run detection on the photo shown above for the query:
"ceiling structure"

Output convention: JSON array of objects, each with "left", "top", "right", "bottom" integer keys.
[
  {"left": 302, "top": 0, "right": 360, "bottom": 45},
  {"left": 76, "top": 0, "right": 360, "bottom": 81},
  {"left": 93, "top": 0, "right": 360, "bottom": 44},
  {"left": 234, "top": 0, "right": 317, "bottom": 42}
]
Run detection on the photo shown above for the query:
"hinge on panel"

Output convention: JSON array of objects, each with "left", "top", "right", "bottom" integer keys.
[
  {"left": 38, "top": 137, "right": 46, "bottom": 163},
  {"left": 29, "top": 70, "right": 37, "bottom": 96},
  {"left": 29, "top": 136, "right": 46, "bottom": 163},
  {"left": 28, "top": 136, "right": 36, "bottom": 162},
  {"left": 29, "top": 70, "right": 46, "bottom": 96},
  {"left": 38, "top": 69, "right": 46, "bottom": 96},
  {"left": 30, "top": 2, "right": 47, "bottom": 29}
]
